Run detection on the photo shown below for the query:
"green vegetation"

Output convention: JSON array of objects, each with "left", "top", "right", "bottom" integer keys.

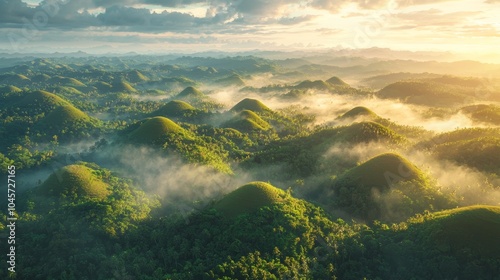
[
  {"left": 128, "top": 116, "right": 188, "bottom": 145},
  {"left": 338, "top": 106, "right": 378, "bottom": 120},
  {"left": 326, "top": 76, "right": 348, "bottom": 86},
  {"left": 177, "top": 86, "right": 204, "bottom": 98},
  {"left": 0, "top": 55, "right": 498, "bottom": 280},
  {"left": 461, "top": 104, "right": 500, "bottom": 125},
  {"left": 336, "top": 121, "right": 407, "bottom": 144},
  {"left": 111, "top": 80, "right": 137, "bottom": 92},
  {"left": 50, "top": 75, "right": 86, "bottom": 87},
  {"left": 16, "top": 90, "right": 70, "bottom": 114},
  {"left": 153, "top": 100, "right": 197, "bottom": 118},
  {"left": 378, "top": 80, "right": 478, "bottom": 106},
  {"left": 328, "top": 153, "right": 452, "bottom": 221},
  {"left": 214, "top": 181, "right": 285, "bottom": 218},
  {"left": 230, "top": 98, "right": 271, "bottom": 113},
  {"left": 295, "top": 79, "right": 332, "bottom": 91},
  {"left": 223, "top": 110, "right": 272, "bottom": 132},
  {"left": 37, "top": 164, "right": 110, "bottom": 199},
  {"left": 418, "top": 127, "right": 500, "bottom": 174},
  {"left": 216, "top": 73, "right": 246, "bottom": 86}
]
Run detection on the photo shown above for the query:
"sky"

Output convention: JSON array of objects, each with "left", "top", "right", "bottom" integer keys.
[{"left": 0, "top": 0, "right": 499, "bottom": 61}]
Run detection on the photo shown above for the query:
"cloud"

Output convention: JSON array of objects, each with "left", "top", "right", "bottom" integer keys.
[{"left": 394, "top": 9, "right": 481, "bottom": 27}]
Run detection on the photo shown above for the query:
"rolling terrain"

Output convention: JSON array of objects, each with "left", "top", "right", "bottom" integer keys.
[{"left": 0, "top": 53, "right": 499, "bottom": 279}]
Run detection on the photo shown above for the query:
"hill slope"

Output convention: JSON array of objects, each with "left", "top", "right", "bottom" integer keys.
[
  {"left": 37, "top": 164, "right": 110, "bottom": 199},
  {"left": 230, "top": 98, "right": 271, "bottom": 113},
  {"left": 214, "top": 181, "right": 285, "bottom": 219}
]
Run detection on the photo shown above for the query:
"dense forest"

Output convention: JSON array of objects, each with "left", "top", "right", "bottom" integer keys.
[{"left": 0, "top": 54, "right": 499, "bottom": 279}]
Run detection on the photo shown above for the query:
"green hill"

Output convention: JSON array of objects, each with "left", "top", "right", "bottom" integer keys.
[
  {"left": 430, "top": 75, "right": 484, "bottom": 87},
  {"left": 154, "top": 100, "right": 196, "bottom": 117},
  {"left": 432, "top": 136, "right": 500, "bottom": 174},
  {"left": 127, "top": 70, "right": 149, "bottom": 83},
  {"left": 111, "top": 80, "right": 137, "bottom": 92},
  {"left": 460, "top": 104, "right": 500, "bottom": 125},
  {"left": 338, "top": 106, "right": 378, "bottom": 120},
  {"left": 216, "top": 74, "right": 245, "bottom": 86},
  {"left": 0, "top": 85, "right": 22, "bottom": 94},
  {"left": 336, "top": 121, "right": 407, "bottom": 144},
  {"left": 331, "top": 153, "right": 442, "bottom": 221},
  {"left": 230, "top": 98, "right": 271, "bottom": 113},
  {"left": 37, "top": 105, "right": 91, "bottom": 127},
  {"left": 128, "top": 116, "right": 187, "bottom": 145},
  {"left": 50, "top": 76, "right": 86, "bottom": 87},
  {"left": 37, "top": 164, "right": 110, "bottom": 200},
  {"left": 0, "top": 73, "right": 30, "bottom": 85},
  {"left": 16, "top": 90, "right": 70, "bottom": 114},
  {"left": 426, "top": 206, "right": 500, "bottom": 257},
  {"left": 223, "top": 110, "right": 271, "bottom": 132},
  {"left": 377, "top": 80, "right": 476, "bottom": 106},
  {"left": 419, "top": 127, "right": 500, "bottom": 148},
  {"left": 214, "top": 181, "right": 285, "bottom": 219},
  {"left": 32, "top": 73, "right": 51, "bottom": 82},
  {"left": 177, "top": 86, "right": 204, "bottom": 98},
  {"left": 295, "top": 80, "right": 332, "bottom": 91},
  {"left": 326, "top": 76, "right": 348, "bottom": 86},
  {"left": 94, "top": 81, "right": 113, "bottom": 92}
]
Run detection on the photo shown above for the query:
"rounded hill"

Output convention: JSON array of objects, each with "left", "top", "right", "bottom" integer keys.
[
  {"left": 0, "top": 85, "right": 22, "bottom": 94},
  {"left": 418, "top": 205, "right": 500, "bottom": 257},
  {"left": 326, "top": 76, "right": 348, "bottom": 86},
  {"left": 460, "top": 104, "right": 500, "bottom": 125},
  {"left": 336, "top": 121, "right": 406, "bottom": 144},
  {"left": 128, "top": 116, "right": 187, "bottom": 144},
  {"left": 177, "top": 86, "right": 204, "bottom": 98},
  {"left": 17, "top": 90, "right": 70, "bottom": 114},
  {"left": 111, "top": 80, "right": 137, "bottom": 92},
  {"left": 330, "top": 153, "right": 441, "bottom": 221},
  {"left": 336, "top": 153, "right": 424, "bottom": 191},
  {"left": 216, "top": 74, "right": 245, "bottom": 86},
  {"left": 94, "top": 81, "right": 113, "bottom": 92},
  {"left": 295, "top": 80, "right": 332, "bottom": 91},
  {"left": 223, "top": 110, "right": 271, "bottom": 133},
  {"left": 0, "top": 73, "right": 30, "bottom": 85},
  {"left": 338, "top": 106, "right": 378, "bottom": 120},
  {"left": 127, "top": 70, "right": 149, "bottom": 83},
  {"left": 154, "top": 100, "right": 196, "bottom": 117},
  {"left": 36, "top": 105, "right": 92, "bottom": 129},
  {"left": 37, "top": 164, "right": 110, "bottom": 200},
  {"left": 214, "top": 182, "right": 285, "bottom": 219},
  {"left": 230, "top": 98, "right": 271, "bottom": 113},
  {"left": 50, "top": 76, "right": 86, "bottom": 87}
]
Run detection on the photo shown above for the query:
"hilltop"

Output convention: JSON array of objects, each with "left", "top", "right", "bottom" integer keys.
[
  {"left": 338, "top": 106, "right": 378, "bottom": 121},
  {"left": 153, "top": 100, "right": 196, "bottom": 118},
  {"left": 230, "top": 98, "right": 271, "bottom": 113},
  {"left": 214, "top": 181, "right": 285, "bottom": 219},
  {"left": 37, "top": 164, "right": 110, "bottom": 200},
  {"left": 223, "top": 110, "right": 271, "bottom": 133},
  {"left": 329, "top": 153, "right": 447, "bottom": 221},
  {"left": 16, "top": 90, "right": 70, "bottom": 115},
  {"left": 111, "top": 80, "right": 137, "bottom": 92},
  {"left": 128, "top": 116, "right": 187, "bottom": 145},
  {"left": 326, "top": 76, "right": 348, "bottom": 86},
  {"left": 177, "top": 86, "right": 204, "bottom": 98}
]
